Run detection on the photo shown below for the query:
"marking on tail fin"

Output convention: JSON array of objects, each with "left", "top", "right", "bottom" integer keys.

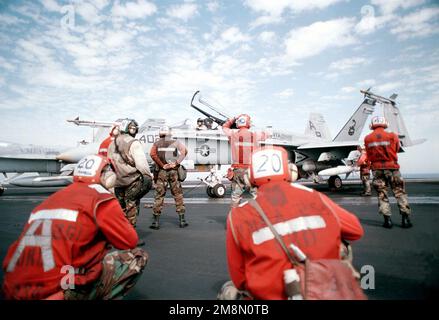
[
  {"left": 333, "top": 99, "right": 375, "bottom": 142},
  {"left": 305, "top": 113, "right": 331, "bottom": 140}
]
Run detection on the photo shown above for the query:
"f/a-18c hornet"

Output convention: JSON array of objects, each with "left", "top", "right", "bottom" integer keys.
[{"left": 2, "top": 89, "right": 424, "bottom": 198}]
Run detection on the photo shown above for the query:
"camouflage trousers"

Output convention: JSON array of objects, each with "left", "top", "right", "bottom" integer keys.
[
  {"left": 361, "top": 173, "right": 372, "bottom": 195},
  {"left": 115, "top": 175, "right": 152, "bottom": 227},
  {"left": 231, "top": 168, "right": 256, "bottom": 208},
  {"left": 217, "top": 281, "right": 252, "bottom": 300},
  {"left": 153, "top": 169, "right": 185, "bottom": 215},
  {"left": 372, "top": 169, "right": 411, "bottom": 217},
  {"left": 64, "top": 248, "right": 148, "bottom": 300}
]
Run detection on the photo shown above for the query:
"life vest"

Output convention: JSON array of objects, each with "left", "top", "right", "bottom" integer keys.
[
  {"left": 227, "top": 181, "right": 341, "bottom": 299},
  {"left": 98, "top": 136, "right": 114, "bottom": 157},
  {"left": 364, "top": 127, "right": 400, "bottom": 170},
  {"left": 152, "top": 138, "right": 180, "bottom": 166},
  {"left": 228, "top": 128, "right": 262, "bottom": 168},
  {"left": 108, "top": 134, "right": 141, "bottom": 187},
  {"left": 2, "top": 182, "right": 114, "bottom": 300}
]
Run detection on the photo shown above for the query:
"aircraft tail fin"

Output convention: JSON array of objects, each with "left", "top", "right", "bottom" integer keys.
[
  {"left": 333, "top": 98, "right": 375, "bottom": 142},
  {"left": 383, "top": 104, "right": 426, "bottom": 147},
  {"left": 305, "top": 113, "right": 331, "bottom": 140}
]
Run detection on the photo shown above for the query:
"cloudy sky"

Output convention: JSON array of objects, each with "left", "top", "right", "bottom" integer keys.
[{"left": 0, "top": 0, "right": 438, "bottom": 174}]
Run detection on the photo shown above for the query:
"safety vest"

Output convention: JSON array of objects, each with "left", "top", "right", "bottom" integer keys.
[
  {"left": 98, "top": 136, "right": 113, "bottom": 157},
  {"left": 2, "top": 182, "right": 114, "bottom": 300},
  {"left": 152, "top": 138, "right": 180, "bottom": 166},
  {"left": 108, "top": 134, "right": 141, "bottom": 187},
  {"left": 228, "top": 128, "right": 261, "bottom": 168},
  {"left": 364, "top": 127, "right": 400, "bottom": 170},
  {"left": 228, "top": 181, "right": 341, "bottom": 299}
]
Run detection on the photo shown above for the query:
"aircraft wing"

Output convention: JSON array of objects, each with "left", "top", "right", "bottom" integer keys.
[
  {"left": 297, "top": 140, "right": 360, "bottom": 150},
  {"left": 0, "top": 141, "right": 64, "bottom": 173},
  {"left": 0, "top": 157, "right": 61, "bottom": 173}
]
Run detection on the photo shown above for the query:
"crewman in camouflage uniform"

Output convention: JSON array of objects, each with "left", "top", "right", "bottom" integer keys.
[
  {"left": 108, "top": 119, "right": 153, "bottom": 228},
  {"left": 364, "top": 116, "right": 412, "bottom": 229},
  {"left": 150, "top": 126, "right": 188, "bottom": 229}
]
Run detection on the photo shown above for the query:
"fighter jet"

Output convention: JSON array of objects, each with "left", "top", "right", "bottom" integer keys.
[
  {"left": 189, "top": 90, "right": 426, "bottom": 191},
  {"left": 52, "top": 89, "right": 425, "bottom": 198},
  {"left": 0, "top": 141, "right": 71, "bottom": 195}
]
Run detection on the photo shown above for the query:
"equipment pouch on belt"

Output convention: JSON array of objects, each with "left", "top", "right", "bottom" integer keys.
[
  {"left": 249, "top": 199, "right": 367, "bottom": 300},
  {"left": 177, "top": 165, "right": 187, "bottom": 182}
]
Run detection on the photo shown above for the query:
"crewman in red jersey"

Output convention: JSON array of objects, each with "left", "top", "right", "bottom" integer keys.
[
  {"left": 219, "top": 146, "right": 364, "bottom": 300},
  {"left": 2, "top": 154, "right": 148, "bottom": 300},
  {"left": 98, "top": 125, "right": 120, "bottom": 158},
  {"left": 222, "top": 114, "right": 268, "bottom": 207},
  {"left": 364, "top": 116, "right": 412, "bottom": 229},
  {"left": 357, "top": 145, "right": 372, "bottom": 196}
]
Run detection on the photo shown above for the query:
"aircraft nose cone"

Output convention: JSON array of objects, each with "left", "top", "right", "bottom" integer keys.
[{"left": 56, "top": 149, "right": 83, "bottom": 163}]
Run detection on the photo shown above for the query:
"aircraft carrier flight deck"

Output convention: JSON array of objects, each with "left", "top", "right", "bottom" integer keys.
[{"left": 0, "top": 179, "right": 438, "bottom": 300}]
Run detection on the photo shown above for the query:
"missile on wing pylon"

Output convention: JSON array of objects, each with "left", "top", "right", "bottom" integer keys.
[
  {"left": 318, "top": 165, "right": 356, "bottom": 177},
  {"left": 8, "top": 175, "right": 72, "bottom": 187}
]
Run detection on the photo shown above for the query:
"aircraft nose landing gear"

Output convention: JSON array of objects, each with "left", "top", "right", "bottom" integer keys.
[{"left": 201, "top": 167, "right": 226, "bottom": 198}]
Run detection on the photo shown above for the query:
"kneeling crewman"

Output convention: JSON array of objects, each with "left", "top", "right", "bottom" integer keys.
[
  {"left": 219, "top": 147, "right": 364, "bottom": 300},
  {"left": 2, "top": 155, "right": 148, "bottom": 300}
]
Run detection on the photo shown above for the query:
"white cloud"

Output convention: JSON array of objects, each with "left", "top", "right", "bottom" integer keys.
[
  {"left": 371, "top": 0, "right": 425, "bottom": 15},
  {"left": 40, "top": 0, "right": 62, "bottom": 12},
  {"left": 329, "top": 57, "right": 370, "bottom": 71},
  {"left": 356, "top": 79, "right": 376, "bottom": 88},
  {"left": 249, "top": 14, "right": 284, "bottom": 29},
  {"left": 258, "top": 31, "right": 276, "bottom": 43},
  {"left": 0, "top": 56, "right": 17, "bottom": 72},
  {"left": 284, "top": 18, "right": 356, "bottom": 63},
  {"left": 245, "top": 0, "right": 344, "bottom": 16},
  {"left": 166, "top": 3, "right": 198, "bottom": 22},
  {"left": 0, "top": 13, "right": 27, "bottom": 25},
  {"left": 390, "top": 7, "right": 439, "bottom": 40},
  {"left": 341, "top": 86, "right": 356, "bottom": 93},
  {"left": 211, "top": 27, "right": 251, "bottom": 52},
  {"left": 355, "top": 12, "right": 394, "bottom": 35},
  {"left": 111, "top": 0, "right": 157, "bottom": 19},
  {"left": 375, "top": 81, "right": 404, "bottom": 93},
  {"left": 276, "top": 88, "right": 294, "bottom": 99},
  {"left": 207, "top": 1, "right": 220, "bottom": 13}
]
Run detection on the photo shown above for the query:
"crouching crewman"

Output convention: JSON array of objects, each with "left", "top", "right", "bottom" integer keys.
[{"left": 2, "top": 154, "right": 148, "bottom": 300}]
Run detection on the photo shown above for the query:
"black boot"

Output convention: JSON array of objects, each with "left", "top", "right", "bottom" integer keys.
[
  {"left": 150, "top": 214, "right": 160, "bottom": 230},
  {"left": 137, "top": 239, "right": 146, "bottom": 247},
  {"left": 179, "top": 214, "right": 188, "bottom": 228},
  {"left": 402, "top": 214, "right": 413, "bottom": 228},
  {"left": 383, "top": 216, "right": 393, "bottom": 229}
]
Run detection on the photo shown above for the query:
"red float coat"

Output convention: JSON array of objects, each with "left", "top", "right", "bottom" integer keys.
[
  {"left": 222, "top": 119, "right": 267, "bottom": 169},
  {"left": 226, "top": 181, "right": 364, "bottom": 300},
  {"left": 364, "top": 127, "right": 400, "bottom": 170},
  {"left": 98, "top": 136, "right": 114, "bottom": 157},
  {"left": 2, "top": 182, "right": 138, "bottom": 300},
  {"left": 357, "top": 150, "right": 371, "bottom": 175}
]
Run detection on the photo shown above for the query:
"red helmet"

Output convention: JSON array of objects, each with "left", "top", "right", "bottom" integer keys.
[
  {"left": 73, "top": 154, "right": 112, "bottom": 185},
  {"left": 236, "top": 114, "right": 251, "bottom": 129},
  {"left": 370, "top": 116, "right": 388, "bottom": 129},
  {"left": 249, "top": 146, "right": 293, "bottom": 187}
]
